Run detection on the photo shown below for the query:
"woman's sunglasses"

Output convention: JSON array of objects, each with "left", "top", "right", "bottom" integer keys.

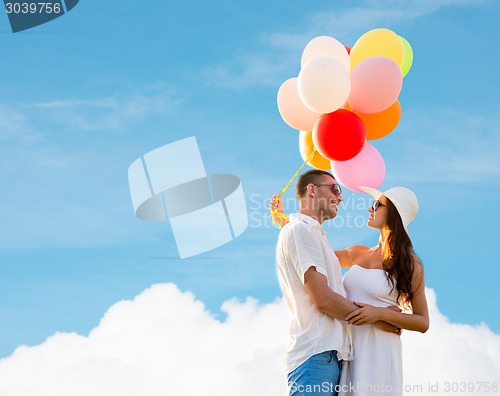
[{"left": 371, "top": 200, "right": 385, "bottom": 211}]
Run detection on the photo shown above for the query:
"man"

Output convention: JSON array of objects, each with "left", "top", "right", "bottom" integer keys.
[{"left": 275, "top": 168, "right": 395, "bottom": 395}]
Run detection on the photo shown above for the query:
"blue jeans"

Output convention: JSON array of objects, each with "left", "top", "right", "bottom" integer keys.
[{"left": 287, "top": 350, "right": 341, "bottom": 396}]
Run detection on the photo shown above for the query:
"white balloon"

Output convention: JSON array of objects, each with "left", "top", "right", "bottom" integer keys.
[
  {"left": 298, "top": 57, "right": 351, "bottom": 114},
  {"left": 301, "top": 36, "right": 350, "bottom": 71}
]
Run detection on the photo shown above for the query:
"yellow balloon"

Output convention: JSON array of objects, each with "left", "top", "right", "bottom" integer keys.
[
  {"left": 299, "top": 131, "right": 331, "bottom": 170},
  {"left": 350, "top": 28, "right": 405, "bottom": 70}
]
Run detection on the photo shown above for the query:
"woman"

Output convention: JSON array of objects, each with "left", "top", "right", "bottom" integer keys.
[{"left": 271, "top": 185, "right": 429, "bottom": 396}]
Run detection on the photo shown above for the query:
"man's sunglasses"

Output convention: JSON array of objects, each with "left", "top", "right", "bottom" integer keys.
[{"left": 314, "top": 183, "right": 342, "bottom": 196}]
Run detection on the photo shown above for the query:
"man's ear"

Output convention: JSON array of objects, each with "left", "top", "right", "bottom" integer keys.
[{"left": 306, "top": 183, "right": 315, "bottom": 197}]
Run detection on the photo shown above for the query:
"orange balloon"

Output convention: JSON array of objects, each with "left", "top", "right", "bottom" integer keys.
[
  {"left": 354, "top": 101, "right": 402, "bottom": 140},
  {"left": 299, "top": 131, "right": 331, "bottom": 170}
]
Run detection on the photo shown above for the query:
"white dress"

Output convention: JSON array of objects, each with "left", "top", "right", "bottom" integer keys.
[{"left": 339, "top": 265, "right": 403, "bottom": 396}]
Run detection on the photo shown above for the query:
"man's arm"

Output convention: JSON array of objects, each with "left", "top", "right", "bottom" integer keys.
[
  {"left": 304, "top": 266, "right": 401, "bottom": 335},
  {"left": 303, "top": 266, "right": 358, "bottom": 320}
]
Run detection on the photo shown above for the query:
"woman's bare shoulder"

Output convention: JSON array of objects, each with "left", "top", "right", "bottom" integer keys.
[
  {"left": 346, "top": 245, "right": 371, "bottom": 254},
  {"left": 345, "top": 245, "right": 371, "bottom": 260}
]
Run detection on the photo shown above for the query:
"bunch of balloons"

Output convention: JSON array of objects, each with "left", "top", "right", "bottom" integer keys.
[{"left": 277, "top": 28, "right": 413, "bottom": 192}]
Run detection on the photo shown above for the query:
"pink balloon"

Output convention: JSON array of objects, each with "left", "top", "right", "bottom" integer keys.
[
  {"left": 330, "top": 142, "right": 385, "bottom": 193},
  {"left": 348, "top": 56, "right": 403, "bottom": 114},
  {"left": 277, "top": 78, "right": 321, "bottom": 131}
]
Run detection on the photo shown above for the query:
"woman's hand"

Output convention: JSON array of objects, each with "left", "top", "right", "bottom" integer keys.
[
  {"left": 350, "top": 304, "right": 403, "bottom": 334},
  {"left": 345, "top": 302, "right": 382, "bottom": 325},
  {"left": 374, "top": 321, "right": 402, "bottom": 335}
]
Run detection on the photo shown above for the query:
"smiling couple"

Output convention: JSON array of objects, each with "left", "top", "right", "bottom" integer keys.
[{"left": 272, "top": 169, "right": 429, "bottom": 396}]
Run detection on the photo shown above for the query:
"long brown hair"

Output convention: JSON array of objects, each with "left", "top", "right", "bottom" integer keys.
[{"left": 381, "top": 199, "right": 423, "bottom": 309}]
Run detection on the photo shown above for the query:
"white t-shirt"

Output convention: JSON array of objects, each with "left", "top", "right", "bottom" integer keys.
[{"left": 276, "top": 213, "right": 352, "bottom": 374}]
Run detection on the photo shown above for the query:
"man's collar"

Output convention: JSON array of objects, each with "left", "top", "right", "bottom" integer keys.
[
  {"left": 289, "top": 213, "right": 327, "bottom": 235},
  {"left": 289, "top": 213, "right": 319, "bottom": 225}
]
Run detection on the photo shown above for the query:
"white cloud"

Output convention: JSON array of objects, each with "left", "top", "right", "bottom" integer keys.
[
  {"left": 0, "top": 105, "right": 42, "bottom": 144},
  {"left": 205, "top": 52, "right": 291, "bottom": 90},
  {"left": 0, "top": 283, "right": 498, "bottom": 396},
  {"left": 0, "top": 284, "right": 289, "bottom": 396},
  {"left": 401, "top": 288, "right": 500, "bottom": 393},
  {"left": 26, "top": 92, "right": 180, "bottom": 132},
  {"left": 292, "top": 0, "right": 488, "bottom": 40}
]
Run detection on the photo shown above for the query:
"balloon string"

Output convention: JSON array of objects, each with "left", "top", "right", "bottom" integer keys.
[{"left": 270, "top": 149, "right": 316, "bottom": 228}]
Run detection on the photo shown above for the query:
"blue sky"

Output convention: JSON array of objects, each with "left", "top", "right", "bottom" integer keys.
[{"left": 0, "top": 0, "right": 499, "bottom": 360}]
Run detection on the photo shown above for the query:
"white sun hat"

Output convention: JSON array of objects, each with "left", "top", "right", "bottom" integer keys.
[{"left": 359, "top": 186, "right": 419, "bottom": 234}]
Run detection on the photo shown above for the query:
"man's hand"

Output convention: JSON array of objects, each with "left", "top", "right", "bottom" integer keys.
[
  {"left": 269, "top": 194, "right": 284, "bottom": 213},
  {"left": 269, "top": 194, "right": 288, "bottom": 228}
]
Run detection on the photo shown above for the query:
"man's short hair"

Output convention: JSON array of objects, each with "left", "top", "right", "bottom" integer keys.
[{"left": 296, "top": 169, "right": 335, "bottom": 198}]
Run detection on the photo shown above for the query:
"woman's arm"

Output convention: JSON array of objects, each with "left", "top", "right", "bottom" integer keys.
[
  {"left": 345, "top": 261, "right": 430, "bottom": 333},
  {"left": 334, "top": 245, "right": 366, "bottom": 269},
  {"left": 334, "top": 249, "right": 352, "bottom": 269}
]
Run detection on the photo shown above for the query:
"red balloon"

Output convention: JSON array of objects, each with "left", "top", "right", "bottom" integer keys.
[
  {"left": 345, "top": 45, "right": 351, "bottom": 54},
  {"left": 312, "top": 109, "right": 366, "bottom": 161}
]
